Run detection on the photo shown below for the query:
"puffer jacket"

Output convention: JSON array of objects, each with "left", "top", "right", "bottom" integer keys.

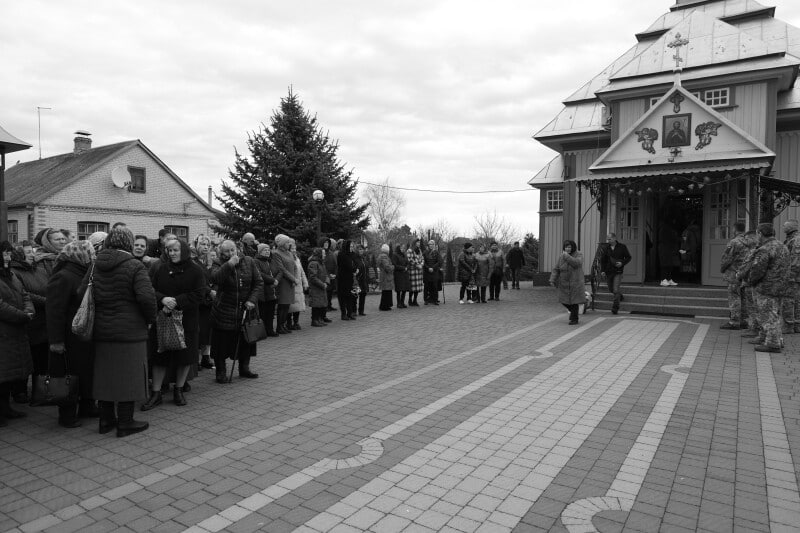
[
  {"left": 306, "top": 253, "right": 328, "bottom": 308},
  {"left": 457, "top": 252, "right": 477, "bottom": 283},
  {"left": 89, "top": 248, "right": 158, "bottom": 342},
  {"left": 255, "top": 256, "right": 277, "bottom": 301},
  {"left": 720, "top": 233, "right": 749, "bottom": 283},
  {"left": 209, "top": 255, "right": 263, "bottom": 330},
  {"left": 10, "top": 257, "right": 49, "bottom": 345},
  {"left": 748, "top": 237, "right": 790, "bottom": 297},
  {"left": 423, "top": 248, "right": 442, "bottom": 283},
  {"left": 0, "top": 272, "right": 34, "bottom": 383},
  {"left": 549, "top": 251, "right": 585, "bottom": 305},
  {"left": 45, "top": 259, "right": 90, "bottom": 346}
]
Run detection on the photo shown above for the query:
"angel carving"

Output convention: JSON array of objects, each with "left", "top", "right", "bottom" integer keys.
[
  {"left": 694, "top": 121, "right": 721, "bottom": 150},
  {"left": 635, "top": 127, "right": 658, "bottom": 154}
]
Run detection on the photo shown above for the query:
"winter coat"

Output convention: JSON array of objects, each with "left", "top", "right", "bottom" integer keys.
[
  {"left": 45, "top": 259, "right": 92, "bottom": 349},
  {"left": 0, "top": 272, "right": 34, "bottom": 384},
  {"left": 149, "top": 256, "right": 206, "bottom": 342},
  {"left": 353, "top": 254, "right": 369, "bottom": 292},
  {"left": 209, "top": 255, "right": 263, "bottom": 331},
  {"left": 506, "top": 247, "right": 525, "bottom": 269},
  {"left": 192, "top": 255, "right": 214, "bottom": 308},
  {"left": 490, "top": 250, "right": 505, "bottom": 275},
  {"left": 457, "top": 252, "right": 477, "bottom": 283},
  {"left": 271, "top": 249, "right": 297, "bottom": 305},
  {"left": 720, "top": 233, "right": 749, "bottom": 283},
  {"left": 325, "top": 248, "right": 339, "bottom": 290},
  {"left": 255, "top": 256, "right": 277, "bottom": 301},
  {"left": 600, "top": 242, "right": 632, "bottom": 276},
  {"left": 337, "top": 250, "right": 357, "bottom": 296},
  {"left": 306, "top": 254, "right": 329, "bottom": 308},
  {"left": 474, "top": 251, "right": 493, "bottom": 287},
  {"left": 377, "top": 252, "right": 395, "bottom": 290},
  {"left": 748, "top": 237, "right": 790, "bottom": 297},
  {"left": 423, "top": 248, "right": 442, "bottom": 283},
  {"left": 88, "top": 248, "right": 157, "bottom": 343},
  {"left": 735, "top": 234, "right": 760, "bottom": 286},
  {"left": 392, "top": 249, "right": 410, "bottom": 291},
  {"left": 10, "top": 258, "right": 49, "bottom": 345},
  {"left": 289, "top": 256, "right": 308, "bottom": 313},
  {"left": 549, "top": 251, "right": 585, "bottom": 305}
]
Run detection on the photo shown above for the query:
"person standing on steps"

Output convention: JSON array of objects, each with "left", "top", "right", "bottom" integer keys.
[
  {"left": 505, "top": 241, "right": 525, "bottom": 289},
  {"left": 600, "top": 233, "right": 631, "bottom": 315}
]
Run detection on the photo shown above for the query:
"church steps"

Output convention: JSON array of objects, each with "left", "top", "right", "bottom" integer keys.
[{"left": 592, "top": 284, "right": 729, "bottom": 318}]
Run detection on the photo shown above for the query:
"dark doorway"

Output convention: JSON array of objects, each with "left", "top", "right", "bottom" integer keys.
[{"left": 650, "top": 194, "right": 703, "bottom": 285}]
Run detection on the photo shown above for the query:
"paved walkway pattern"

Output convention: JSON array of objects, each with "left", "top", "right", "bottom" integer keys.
[{"left": 1, "top": 286, "right": 799, "bottom": 532}]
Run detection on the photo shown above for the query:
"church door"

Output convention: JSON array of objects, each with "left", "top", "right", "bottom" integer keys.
[
  {"left": 616, "top": 194, "right": 643, "bottom": 282},
  {"left": 704, "top": 179, "right": 747, "bottom": 286}
]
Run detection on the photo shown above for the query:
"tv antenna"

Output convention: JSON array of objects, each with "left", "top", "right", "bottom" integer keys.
[{"left": 36, "top": 106, "right": 52, "bottom": 159}]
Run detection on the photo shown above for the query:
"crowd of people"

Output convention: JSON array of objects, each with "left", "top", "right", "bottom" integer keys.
[{"left": 0, "top": 226, "right": 530, "bottom": 435}]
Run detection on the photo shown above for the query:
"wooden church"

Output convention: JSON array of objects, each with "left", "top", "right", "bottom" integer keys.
[{"left": 530, "top": 0, "right": 800, "bottom": 287}]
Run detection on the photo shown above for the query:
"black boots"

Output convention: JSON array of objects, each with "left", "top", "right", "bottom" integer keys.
[
  {"left": 215, "top": 359, "right": 228, "bottom": 383},
  {"left": 58, "top": 403, "right": 82, "bottom": 428},
  {"left": 200, "top": 352, "right": 214, "bottom": 369},
  {"left": 116, "top": 401, "right": 149, "bottom": 438},
  {"left": 173, "top": 385, "right": 187, "bottom": 406},
  {"left": 141, "top": 391, "right": 162, "bottom": 411},
  {"left": 98, "top": 400, "right": 117, "bottom": 434},
  {"left": 238, "top": 356, "right": 258, "bottom": 379}
]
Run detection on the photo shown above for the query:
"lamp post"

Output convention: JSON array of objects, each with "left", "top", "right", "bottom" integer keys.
[
  {"left": 312, "top": 189, "right": 324, "bottom": 243},
  {"left": 0, "top": 124, "right": 32, "bottom": 242}
]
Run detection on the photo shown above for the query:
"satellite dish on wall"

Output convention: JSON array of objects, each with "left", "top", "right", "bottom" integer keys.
[{"left": 111, "top": 166, "right": 131, "bottom": 189}]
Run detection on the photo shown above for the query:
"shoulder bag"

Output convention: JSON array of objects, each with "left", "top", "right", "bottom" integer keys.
[
  {"left": 241, "top": 307, "right": 267, "bottom": 344},
  {"left": 71, "top": 262, "right": 95, "bottom": 341},
  {"left": 30, "top": 351, "right": 79, "bottom": 407}
]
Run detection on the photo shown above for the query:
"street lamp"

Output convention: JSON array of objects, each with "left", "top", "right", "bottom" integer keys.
[{"left": 312, "top": 189, "right": 324, "bottom": 243}]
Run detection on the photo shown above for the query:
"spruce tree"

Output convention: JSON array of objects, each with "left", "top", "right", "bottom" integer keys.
[{"left": 217, "top": 89, "right": 369, "bottom": 249}]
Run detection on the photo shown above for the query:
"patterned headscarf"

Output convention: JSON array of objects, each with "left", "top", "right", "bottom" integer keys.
[
  {"left": 58, "top": 241, "right": 95, "bottom": 267},
  {"left": 104, "top": 227, "right": 135, "bottom": 253}
]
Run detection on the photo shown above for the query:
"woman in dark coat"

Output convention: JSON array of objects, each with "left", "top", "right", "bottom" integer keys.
[
  {"left": 255, "top": 243, "right": 278, "bottom": 337},
  {"left": 270, "top": 234, "right": 297, "bottom": 335},
  {"left": 89, "top": 227, "right": 157, "bottom": 437},
  {"left": 45, "top": 241, "right": 97, "bottom": 427},
  {"left": 306, "top": 247, "right": 329, "bottom": 326},
  {"left": 0, "top": 241, "right": 34, "bottom": 427},
  {"left": 377, "top": 244, "right": 395, "bottom": 311},
  {"left": 337, "top": 240, "right": 358, "bottom": 320},
  {"left": 192, "top": 234, "right": 215, "bottom": 368},
  {"left": 392, "top": 244, "right": 410, "bottom": 308},
  {"left": 209, "top": 240, "right": 264, "bottom": 383},
  {"left": 423, "top": 240, "right": 442, "bottom": 305},
  {"left": 549, "top": 239, "right": 585, "bottom": 325},
  {"left": 142, "top": 239, "right": 205, "bottom": 410},
  {"left": 457, "top": 243, "right": 478, "bottom": 303},
  {"left": 354, "top": 244, "right": 369, "bottom": 316}
]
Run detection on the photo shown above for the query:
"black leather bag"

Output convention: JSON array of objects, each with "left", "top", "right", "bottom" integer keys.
[
  {"left": 241, "top": 308, "right": 267, "bottom": 344},
  {"left": 30, "top": 352, "right": 79, "bottom": 407}
]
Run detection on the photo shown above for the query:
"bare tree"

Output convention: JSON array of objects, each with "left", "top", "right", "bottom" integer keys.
[
  {"left": 472, "top": 210, "right": 517, "bottom": 246},
  {"left": 417, "top": 218, "right": 457, "bottom": 247},
  {"left": 363, "top": 177, "right": 406, "bottom": 243}
]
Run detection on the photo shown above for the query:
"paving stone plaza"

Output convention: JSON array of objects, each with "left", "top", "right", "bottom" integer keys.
[{"left": 1, "top": 286, "right": 799, "bottom": 532}]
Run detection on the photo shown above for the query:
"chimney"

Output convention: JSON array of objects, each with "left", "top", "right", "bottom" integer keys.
[
  {"left": 207, "top": 186, "right": 213, "bottom": 207},
  {"left": 73, "top": 130, "right": 92, "bottom": 154}
]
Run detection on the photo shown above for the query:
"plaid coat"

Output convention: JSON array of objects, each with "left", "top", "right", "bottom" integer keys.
[{"left": 406, "top": 248, "right": 424, "bottom": 292}]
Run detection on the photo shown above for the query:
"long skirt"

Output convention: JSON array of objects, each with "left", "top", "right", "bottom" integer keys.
[{"left": 93, "top": 341, "right": 148, "bottom": 402}]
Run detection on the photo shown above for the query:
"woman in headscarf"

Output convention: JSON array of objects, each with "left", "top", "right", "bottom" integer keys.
[
  {"left": 271, "top": 234, "right": 297, "bottom": 335},
  {"left": 474, "top": 243, "right": 493, "bottom": 303},
  {"left": 142, "top": 238, "right": 205, "bottom": 410},
  {"left": 45, "top": 241, "right": 97, "bottom": 427},
  {"left": 336, "top": 240, "right": 358, "bottom": 320},
  {"left": 89, "top": 227, "right": 157, "bottom": 437},
  {"left": 549, "top": 239, "right": 585, "bottom": 325},
  {"left": 377, "top": 244, "right": 395, "bottom": 311},
  {"left": 392, "top": 243, "right": 410, "bottom": 308},
  {"left": 193, "top": 234, "right": 216, "bottom": 367},
  {"left": 306, "top": 247, "right": 329, "bottom": 327},
  {"left": 406, "top": 239, "right": 424, "bottom": 306},
  {"left": 254, "top": 242, "right": 278, "bottom": 337},
  {"left": 0, "top": 241, "right": 34, "bottom": 427},
  {"left": 287, "top": 241, "right": 308, "bottom": 330}
]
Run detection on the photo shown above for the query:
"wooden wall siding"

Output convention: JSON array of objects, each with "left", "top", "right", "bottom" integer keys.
[
  {"left": 541, "top": 214, "right": 564, "bottom": 273},
  {"left": 773, "top": 131, "right": 800, "bottom": 226},
  {"left": 617, "top": 98, "right": 647, "bottom": 138},
  {"left": 718, "top": 82, "right": 768, "bottom": 143},
  {"left": 578, "top": 186, "right": 603, "bottom": 257},
  {"left": 564, "top": 147, "right": 604, "bottom": 255}
]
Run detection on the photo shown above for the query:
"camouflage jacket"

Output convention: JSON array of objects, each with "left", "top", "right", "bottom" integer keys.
[
  {"left": 719, "top": 233, "right": 748, "bottom": 282},
  {"left": 748, "top": 236, "right": 790, "bottom": 297},
  {"left": 735, "top": 234, "right": 759, "bottom": 286},
  {"left": 785, "top": 230, "right": 800, "bottom": 282}
]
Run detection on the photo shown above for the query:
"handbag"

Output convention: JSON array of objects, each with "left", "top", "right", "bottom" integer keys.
[
  {"left": 71, "top": 262, "right": 95, "bottom": 341},
  {"left": 241, "top": 308, "right": 267, "bottom": 344},
  {"left": 30, "top": 352, "right": 79, "bottom": 407},
  {"left": 156, "top": 309, "right": 186, "bottom": 353}
]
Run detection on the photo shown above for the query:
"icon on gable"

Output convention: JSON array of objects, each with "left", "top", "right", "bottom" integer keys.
[
  {"left": 694, "top": 121, "right": 722, "bottom": 150},
  {"left": 663, "top": 114, "right": 691, "bottom": 148},
  {"left": 635, "top": 127, "right": 659, "bottom": 154}
]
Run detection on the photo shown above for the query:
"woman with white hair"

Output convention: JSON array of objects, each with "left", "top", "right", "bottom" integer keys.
[{"left": 377, "top": 244, "right": 395, "bottom": 311}]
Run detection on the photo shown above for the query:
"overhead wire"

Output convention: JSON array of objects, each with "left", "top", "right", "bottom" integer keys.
[{"left": 358, "top": 180, "right": 534, "bottom": 194}]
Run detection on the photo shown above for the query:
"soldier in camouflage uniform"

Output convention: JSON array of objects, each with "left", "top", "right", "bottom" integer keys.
[
  {"left": 737, "top": 231, "right": 760, "bottom": 337},
  {"left": 781, "top": 220, "right": 800, "bottom": 334},
  {"left": 747, "top": 223, "right": 790, "bottom": 353},
  {"left": 719, "top": 222, "right": 748, "bottom": 329}
]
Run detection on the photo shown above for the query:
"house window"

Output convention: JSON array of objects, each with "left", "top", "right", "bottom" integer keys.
[
  {"left": 128, "top": 166, "right": 146, "bottom": 192},
  {"left": 546, "top": 189, "right": 564, "bottom": 212},
  {"left": 703, "top": 87, "right": 730, "bottom": 107},
  {"left": 78, "top": 221, "right": 109, "bottom": 241},
  {"left": 8, "top": 220, "right": 18, "bottom": 243},
  {"left": 164, "top": 225, "right": 189, "bottom": 241}
]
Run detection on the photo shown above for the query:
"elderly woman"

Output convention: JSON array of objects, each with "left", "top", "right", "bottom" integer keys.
[
  {"left": 423, "top": 240, "right": 442, "bottom": 305},
  {"left": 392, "top": 244, "right": 410, "bottom": 308},
  {"left": 287, "top": 241, "right": 309, "bottom": 330},
  {"left": 306, "top": 247, "right": 329, "bottom": 327},
  {"left": 254, "top": 242, "right": 278, "bottom": 337},
  {"left": 209, "top": 240, "right": 263, "bottom": 382},
  {"left": 192, "top": 234, "right": 216, "bottom": 368},
  {"left": 474, "top": 243, "right": 493, "bottom": 304},
  {"left": 406, "top": 239, "right": 424, "bottom": 307},
  {"left": 377, "top": 244, "right": 395, "bottom": 311},
  {"left": 143, "top": 238, "right": 205, "bottom": 410},
  {"left": 271, "top": 234, "right": 298, "bottom": 334},
  {"left": 45, "top": 241, "right": 97, "bottom": 427},
  {"left": 457, "top": 243, "right": 478, "bottom": 304},
  {"left": 336, "top": 240, "right": 358, "bottom": 320},
  {"left": 90, "top": 228, "right": 157, "bottom": 437},
  {"left": 0, "top": 241, "right": 34, "bottom": 427},
  {"left": 549, "top": 239, "right": 585, "bottom": 325},
  {"left": 354, "top": 244, "right": 369, "bottom": 316}
]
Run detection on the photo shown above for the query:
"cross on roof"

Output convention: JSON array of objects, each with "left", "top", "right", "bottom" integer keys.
[{"left": 667, "top": 33, "right": 689, "bottom": 69}]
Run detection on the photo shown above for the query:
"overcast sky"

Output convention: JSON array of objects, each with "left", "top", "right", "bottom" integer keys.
[{"left": 3, "top": 0, "right": 800, "bottom": 240}]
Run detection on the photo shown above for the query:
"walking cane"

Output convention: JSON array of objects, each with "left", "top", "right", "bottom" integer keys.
[{"left": 228, "top": 308, "right": 248, "bottom": 383}]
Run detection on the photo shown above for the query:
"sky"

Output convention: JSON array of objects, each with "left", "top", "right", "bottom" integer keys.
[{"left": 3, "top": 0, "right": 800, "bottom": 240}]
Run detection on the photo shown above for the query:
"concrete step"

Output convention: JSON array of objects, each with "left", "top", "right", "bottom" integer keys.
[
  {"left": 593, "top": 300, "right": 729, "bottom": 317},
  {"left": 594, "top": 293, "right": 727, "bottom": 308},
  {"left": 591, "top": 283, "right": 729, "bottom": 317}
]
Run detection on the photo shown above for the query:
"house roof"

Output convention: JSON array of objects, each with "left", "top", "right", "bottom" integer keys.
[
  {"left": 528, "top": 156, "right": 565, "bottom": 186},
  {"left": 0, "top": 124, "right": 33, "bottom": 154},
  {"left": 5, "top": 139, "right": 220, "bottom": 215}
]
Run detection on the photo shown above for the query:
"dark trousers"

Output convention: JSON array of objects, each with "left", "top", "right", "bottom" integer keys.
[
  {"left": 276, "top": 303, "right": 290, "bottom": 331},
  {"left": 510, "top": 268, "right": 522, "bottom": 288},
  {"left": 358, "top": 292, "right": 366, "bottom": 314},
  {"left": 607, "top": 272, "right": 623, "bottom": 311},
  {"left": 479, "top": 286, "right": 487, "bottom": 302},
  {"left": 327, "top": 279, "right": 337, "bottom": 309},
  {"left": 424, "top": 282, "right": 439, "bottom": 303},
  {"left": 379, "top": 290, "right": 393, "bottom": 310},
  {"left": 563, "top": 303, "right": 579, "bottom": 322},
  {"left": 489, "top": 272, "right": 503, "bottom": 299},
  {"left": 459, "top": 282, "right": 476, "bottom": 301},
  {"left": 259, "top": 300, "right": 277, "bottom": 334}
]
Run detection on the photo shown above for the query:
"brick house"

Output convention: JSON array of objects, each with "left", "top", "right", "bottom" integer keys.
[{"left": 5, "top": 134, "right": 221, "bottom": 244}]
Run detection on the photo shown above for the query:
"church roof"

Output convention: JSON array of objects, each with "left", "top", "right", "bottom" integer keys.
[
  {"left": 535, "top": 101, "right": 607, "bottom": 139},
  {"left": 528, "top": 156, "right": 564, "bottom": 186},
  {"left": 639, "top": 0, "right": 776, "bottom": 40}
]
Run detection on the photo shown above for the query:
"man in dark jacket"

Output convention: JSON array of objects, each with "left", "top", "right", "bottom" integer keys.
[
  {"left": 748, "top": 223, "right": 790, "bottom": 353},
  {"left": 600, "top": 233, "right": 632, "bottom": 315},
  {"left": 505, "top": 242, "right": 525, "bottom": 289}
]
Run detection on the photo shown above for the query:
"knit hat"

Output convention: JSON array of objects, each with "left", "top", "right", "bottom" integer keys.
[
  {"left": 257, "top": 243, "right": 270, "bottom": 255},
  {"left": 88, "top": 231, "right": 108, "bottom": 250},
  {"left": 275, "top": 234, "right": 292, "bottom": 248},
  {"left": 104, "top": 227, "right": 135, "bottom": 253}
]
